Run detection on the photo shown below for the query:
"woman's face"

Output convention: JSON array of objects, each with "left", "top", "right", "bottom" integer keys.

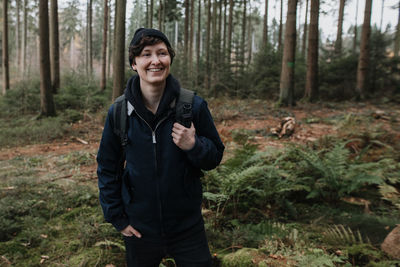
[{"left": 132, "top": 42, "right": 171, "bottom": 88}]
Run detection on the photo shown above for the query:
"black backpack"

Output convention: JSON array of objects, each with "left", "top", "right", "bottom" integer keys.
[{"left": 111, "top": 88, "right": 195, "bottom": 180}]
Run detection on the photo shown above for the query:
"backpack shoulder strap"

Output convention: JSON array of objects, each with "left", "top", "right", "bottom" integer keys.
[
  {"left": 112, "top": 95, "right": 128, "bottom": 148},
  {"left": 176, "top": 88, "right": 195, "bottom": 128}
]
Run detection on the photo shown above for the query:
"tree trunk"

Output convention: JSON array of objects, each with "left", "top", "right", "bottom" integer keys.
[
  {"left": 88, "top": 0, "right": 93, "bottom": 76},
  {"left": 278, "top": 0, "right": 283, "bottom": 52},
  {"left": 150, "top": 0, "right": 153, "bottom": 28},
  {"left": 335, "top": 0, "right": 345, "bottom": 55},
  {"left": 39, "top": 0, "right": 56, "bottom": 116},
  {"left": 223, "top": 0, "right": 227, "bottom": 58},
  {"left": 380, "top": 0, "right": 384, "bottom": 31},
  {"left": 304, "top": 0, "right": 319, "bottom": 101},
  {"left": 16, "top": 0, "right": 21, "bottom": 69},
  {"left": 227, "top": 0, "right": 233, "bottom": 65},
  {"left": 196, "top": 0, "right": 201, "bottom": 84},
  {"left": 395, "top": 1, "right": 400, "bottom": 57},
  {"left": 2, "top": 0, "right": 10, "bottom": 95},
  {"left": 302, "top": 0, "right": 309, "bottom": 57},
  {"left": 50, "top": 0, "right": 60, "bottom": 93},
  {"left": 107, "top": 4, "right": 112, "bottom": 79},
  {"left": 158, "top": 0, "right": 162, "bottom": 30},
  {"left": 112, "top": 0, "right": 126, "bottom": 101},
  {"left": 184, "top": 0, "right": 189, "bottom": 69},
  {"left": 278, "top": 0, "right": 297, "bottom": 106},
  {"left": 242, "top": 0, "right": 247, "bottom": 67},
  {"left": 100, "top": 0, "right": 109, "bottom": 91},
  {"left": 263, "top": 0, "right": 269, "bottom": 48},
  {"left": 353, "top": 0, "right": 359, "bottom": 53},
  {"left": 189, "top": 0, "right": 195, "bottom": 75},
  {"left": 247, "top": 2, "right": 252, "bottom": 65},
  {"left": 22, "top": 0, "right": 28, "bottom": 73},
  {"left": 356, "top": 0, "right": 372, "bottom": 100},
  {"left": 205, "top": 0, "right": 211, "bottom": 90}
]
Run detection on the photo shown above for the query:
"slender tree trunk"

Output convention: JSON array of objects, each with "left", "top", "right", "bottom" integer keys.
[
  {"left": 189, "top": 0, "right": 195, "bottom": 75},
  {"left": 356, "top": 0, "right": 372, "bottom": 100},
  {"left": 302, "top": 0, "right": 309, "bottom": 57},
  {"left": 353, "top": 0, "right": 359, "bottom": 53},
  {"left": 39, "top": 0, "right": 56, "bottom": 116},
  {"left": 2, "top": 0, "right": 10, "bottom": 95},
  {"left": 380, "top": 0, "right": 384, "bottom": 31},
  {"left": 263, "top": 0, "right": 269, "bottom": 48},
  {"left": 227, "top": 0, "right": 233, "bottom": 65},
  {"left": 278, "top": 0, "right": 283, "bottom": 52},
  {"left": 159, "top": 0, "right": 162, "bottom": 30},
  {"left": 278, "top": 0, "right": 297, "bottom": 106},
  {"left": 223, "top": 0, "right": 227, "bottom": 57},
  {"left": 196, "top": 0, "right": 201, "bottom": 84},
  {"left": 304, "top": 0, "right": 319, "bottom": 101},
  {"left": 22, "top": 0, "right": 28, "bottom": 73},
  {"left": 242, "top": 0, "right": 247, "bottom": 67},
  {"left": 205, "top": 0, "right": 211, "bottom": 90},
  {"left": 162, "top": 0, "right": 166, "bottom": 31},
  {"left": 335, "top": 0, "right": 345, "bottom": 55},
  {"left": 100, "top": 0, "right": 109, "bottom": 91},
  {"left": 112, "top": 0, "right": 126, "bottom": 101},
  {"left": 184, "top": 0, "right": 189, "bottom": 69},
  {"left": 395, "top": 1, "right": 400, "bottom": 57},
  {"left": 50, "top": 0, "right": 60, "bottom": 93},
  {"left": 247, "top": 2, "right": 252, "bottom": 65},
  {"left": 150, "top": 0, "right": 153, "bottom": 28},
  {"left": 16, "top": 0, "right": 21, "bottom": 69},
  {"left": 146, "top": 0, "right": 149, "bottom": 27},
  {"left": 88, "top": 0, "right": 93, "bottom": 76},
  {"left": 218, "top": 0, "right": 222, "bottom": 64},
  {"left": 107, "top": 4, "right": 112, "bottom": 79}
]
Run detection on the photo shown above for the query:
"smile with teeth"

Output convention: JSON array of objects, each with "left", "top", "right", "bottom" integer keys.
[{"left": 148, "top": 68, "right": 163, "bottom": 72}]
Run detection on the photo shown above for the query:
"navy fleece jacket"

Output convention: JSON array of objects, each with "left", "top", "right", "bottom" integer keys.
[{"left": 97, "top": 74, "right": 224, "bottom": 239}]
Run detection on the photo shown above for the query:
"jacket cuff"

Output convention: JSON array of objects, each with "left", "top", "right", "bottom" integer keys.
[
  {"left": 185, "top": 136, "right": 202, "bottom": 156},
  {"left": 111, "top": 215, "right": 130, "bottom": 232}
]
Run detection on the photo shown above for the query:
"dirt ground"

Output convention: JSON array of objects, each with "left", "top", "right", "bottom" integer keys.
[{"left": 1, "top": 100, "right": 399, "bottom": 161}]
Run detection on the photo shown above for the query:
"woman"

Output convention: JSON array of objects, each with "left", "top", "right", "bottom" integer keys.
[{"left": 97, "top": 28, "right": 224, "bottom": 266}]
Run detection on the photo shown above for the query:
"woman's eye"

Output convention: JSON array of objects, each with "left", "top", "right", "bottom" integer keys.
[
  {"left": 159, "top": 52, "right": 168, "bottom": 56},
  {"left": 142, "top": 53, "right": 151, "bottom": 57}
]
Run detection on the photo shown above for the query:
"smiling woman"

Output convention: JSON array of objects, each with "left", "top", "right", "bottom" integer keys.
[{"left": 96, "top": 28, "right": 225, "bottom": 267}]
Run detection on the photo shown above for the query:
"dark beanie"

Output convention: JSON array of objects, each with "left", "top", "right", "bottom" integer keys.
[{"left": 129, "top": 28, "right": 173, "bottom": 67}]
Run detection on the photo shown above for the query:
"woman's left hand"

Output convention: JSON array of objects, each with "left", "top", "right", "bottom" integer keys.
[{"left": 172, "top": 122, "right": 196, "bottom": 151}]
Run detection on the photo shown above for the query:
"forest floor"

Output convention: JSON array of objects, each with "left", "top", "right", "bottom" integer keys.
[
  {"left": 1, "top": 99, "right": 399, "bottom": 161},
  {"left": 1, "top": 99, "right": 400, "bottom": 266}
]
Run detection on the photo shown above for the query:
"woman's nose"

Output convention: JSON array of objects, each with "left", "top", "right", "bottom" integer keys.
[{"left": 150, "top": 54, "right": 161, "bottom": 64}]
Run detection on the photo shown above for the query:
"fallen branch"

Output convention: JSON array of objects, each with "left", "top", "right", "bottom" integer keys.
[{"left": 72, "top": 136, "right": 88, "bottom": 145}]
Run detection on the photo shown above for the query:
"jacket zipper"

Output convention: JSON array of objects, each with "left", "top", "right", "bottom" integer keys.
[{"left": 133, "top": 111, "right": 169, "bottom": 236}]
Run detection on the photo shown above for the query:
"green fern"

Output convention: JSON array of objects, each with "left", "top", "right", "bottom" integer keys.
[{"left": 323, "top": 225, "right": 370, "bottom": 246}]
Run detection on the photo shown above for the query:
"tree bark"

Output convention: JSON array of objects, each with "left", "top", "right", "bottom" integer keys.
[
  {"left": 395, "top": 1, "right": 400, "bottom": 57},
  {"left": 335, "top": 0, "right": 345, "bottom": 55},
  {"left": 227, "top": 0, "right": 233, "bottom": 65},
  {"left": 196, "top": 0, "right": 201, "bottom": 84},
  {"left": 247, "top": 2, "right": 252, "bottom": 65},
  {"left": 278, "top": 0, "right": 283, "bottom": 52},
  {"left": 16, "top": 0, "right": 21, "bottom": 69},
  {"left": 205, "top": 0, "right": 211, "bottom": 90},
  {"left": 263, "top": 0, "right": 269, "bottom": 48},
  {"left": 189, "top": 0, "right": 195, "bottom": 74},
  {"left": 304, "top": 0, "right": 319, "bottom": 101},
  {"left": 100, "top": 0, "right": 109, "bottom": 91},
  {"left": 278, "top": 0, "right": 297, "bottom": 106},
  {"left": 353, "top": 0, "right": 359, "bottom": 53},
  {"left": 2, "top": 0, "right": 10, "bottom": 95},
  {"left": 22, "top": 0, "right": 28, "bottom": 73},
  {"left": 242, "top": 0, "right": 247, "bottom": 67},
  {"left": 50, "top": 0, "right": 60, "bottom": 93},
  {"left": 223, "top": 0, "right": 227, "bottom": 58},
  {"left": 107, "top": 4, "right": 112, "bottom": 79},
  {"left": 184, "top": 0, "right": 189, "bottom": 69},
  {"left": 112, "top": 0, "right": 126, "bottom": 101},
  {"left": 150, "top": 0, "right": 154, "bottom": 28},
  {"left": 39, "top": 0, "right": 56, "bottom": 116},
  {"left": 88, "top": 0, "right": 93, "bottom": 76},
  {"left": 301, "top": 0, "right": 309, "bottom": 57},
  {"left": 356, "top": 0, "right": 372, "bottom": 100}
]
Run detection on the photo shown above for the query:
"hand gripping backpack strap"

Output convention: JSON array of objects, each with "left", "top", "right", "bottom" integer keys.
[
  {"left": 112, "top": 95, "right": 128, "bottom": 181},
  {"left": 176, "top": 88, "right": 195, "bottom": 128}
]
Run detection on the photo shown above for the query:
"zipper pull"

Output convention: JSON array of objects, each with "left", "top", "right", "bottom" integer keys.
[{"left": 152, "top": 132, "right": 156, "bottom": 144}]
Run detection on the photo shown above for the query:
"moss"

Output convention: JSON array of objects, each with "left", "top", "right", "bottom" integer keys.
[{"left": 346, "top": 243, "right": 385, "bottom": 266}]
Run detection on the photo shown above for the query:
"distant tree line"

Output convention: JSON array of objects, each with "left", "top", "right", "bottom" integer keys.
[{"left": 1, "top": 0, "right": 400, "bottom": 116}]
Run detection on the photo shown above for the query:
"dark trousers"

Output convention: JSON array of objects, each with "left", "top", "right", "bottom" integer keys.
[{"left": 123, "top": 227, "right": 212, "bottom": 267}]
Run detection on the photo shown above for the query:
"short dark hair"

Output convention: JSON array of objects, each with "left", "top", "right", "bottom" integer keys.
[{"left": 129, "top": 36, "right": 175, "bottom": 66}]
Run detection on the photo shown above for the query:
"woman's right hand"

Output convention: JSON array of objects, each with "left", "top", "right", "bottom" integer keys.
[{"left": 121, "top": 225, "right": 142, "bottom": 238}]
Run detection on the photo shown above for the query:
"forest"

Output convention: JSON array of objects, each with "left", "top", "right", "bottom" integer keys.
[{"left": 1, "top": 0, "right": 400, "bottom": 266}]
